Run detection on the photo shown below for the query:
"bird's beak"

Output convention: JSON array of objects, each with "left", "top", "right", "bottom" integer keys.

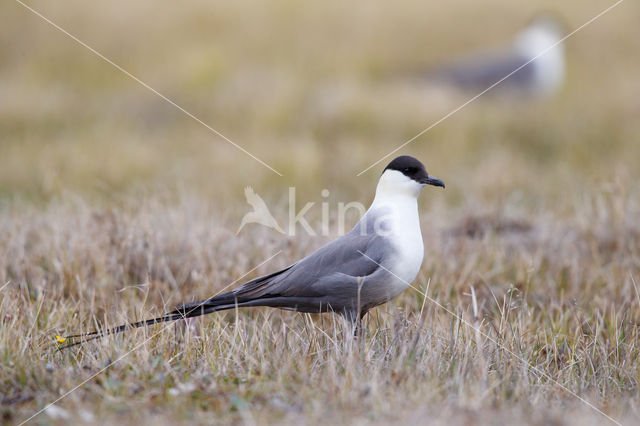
[{"left": 420, "top": 176, "right": 445, "bottom": 188}]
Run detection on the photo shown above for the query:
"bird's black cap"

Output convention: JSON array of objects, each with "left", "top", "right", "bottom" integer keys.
[{"left": 383, "top": 155, "right": 445, "bottom": 188}]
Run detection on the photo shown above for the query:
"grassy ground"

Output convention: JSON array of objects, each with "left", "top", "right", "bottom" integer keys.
[{"left": 1, "top": 0, "right": 640, "bottom": 424}]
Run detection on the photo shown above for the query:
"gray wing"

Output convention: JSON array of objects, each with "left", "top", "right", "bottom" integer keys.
[
  {"left": 234, "top": 230, "right": 390, "bottom": 300},
  {"left": 428, "top": 49, "right": 536, "bottom": 91},
  {"left": 171, "top": 230, "right": 393, "bottom": 315}
]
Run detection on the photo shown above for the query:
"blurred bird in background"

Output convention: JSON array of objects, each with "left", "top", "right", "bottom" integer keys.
[{"left": 423, "top": 14, "right": 566, "bottom": 97}]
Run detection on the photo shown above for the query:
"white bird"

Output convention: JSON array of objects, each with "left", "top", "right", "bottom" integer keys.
[
  {"left": 427, "top": 15, "right": 566, "bottom": 97},
  {"left": 62, "top": 156, "right": 444, "bottom": 347}
]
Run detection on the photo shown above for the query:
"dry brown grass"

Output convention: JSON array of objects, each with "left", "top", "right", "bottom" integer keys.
[
  {"left": 2, "top": 189, "right": 639, "bottom": 425},
  {"left": 2, "top": 0, "right": 640, "bottom": 424}
]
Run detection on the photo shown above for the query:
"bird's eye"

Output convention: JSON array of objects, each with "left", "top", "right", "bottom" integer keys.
[{"left": 404, "top": 167, "right": 415, "bottom": 173}]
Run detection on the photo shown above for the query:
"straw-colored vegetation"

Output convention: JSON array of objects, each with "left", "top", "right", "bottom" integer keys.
[{"left": 1, "top": 0, "right": 639, "bottom": 424}]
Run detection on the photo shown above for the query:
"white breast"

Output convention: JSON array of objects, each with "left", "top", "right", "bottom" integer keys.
[
  {"left": 368, "top": 195, "right": 424, "bottom": 297},
  {"left": 386, "top": 199, "right": 424, "bottom": 285},
  {"left": 515, "top": 25, "right": 565, "bottom": 94},
  {"left": 359, "top": 169, "right": 428, "bottom": 302}
]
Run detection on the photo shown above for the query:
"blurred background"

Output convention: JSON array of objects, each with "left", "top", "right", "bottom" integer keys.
[{"left": 1, "top": 0, "right": 639, "bottom": 219}]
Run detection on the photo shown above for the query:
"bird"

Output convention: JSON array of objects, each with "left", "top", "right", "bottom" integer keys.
[
  {"left": 425, "top": 15, "right": 566, "bottom": 97},
  {"left": 60, "top": 156, "right": 444, "bottom": 348},
  {"left": 236, "top": 186, "right": 285, "bottom": 234}
]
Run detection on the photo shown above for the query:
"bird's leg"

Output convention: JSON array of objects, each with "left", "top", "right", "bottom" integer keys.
[
  {"left": 353, "top": 276, "right": 366, "bottom": 338},
  {"left": 353, "top": 310, "right": 368, "bottom": 339}
]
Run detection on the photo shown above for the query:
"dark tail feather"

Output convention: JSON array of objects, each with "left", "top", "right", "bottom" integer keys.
[
  {"left": 58, "top": 264, "right": 296, "bottom": 350},
  {"left": 58, "top": 313, "right": 186, "bottom": 350},
  {"left": 58, "top": 300, "right": 223, "bottom": 350}
]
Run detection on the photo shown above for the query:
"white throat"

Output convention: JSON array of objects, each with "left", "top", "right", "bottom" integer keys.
[
  {"left": 373, "top": 169, "right": 423, "bottom": 203},
  {"left": 364, "top": 169, "right": 425, "bottom": 286}
]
